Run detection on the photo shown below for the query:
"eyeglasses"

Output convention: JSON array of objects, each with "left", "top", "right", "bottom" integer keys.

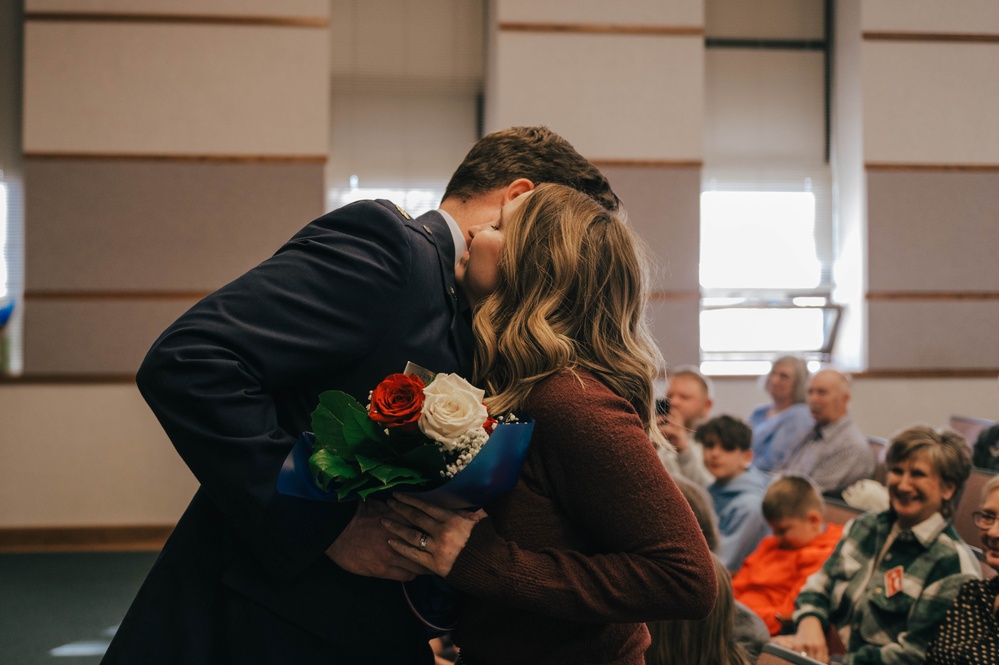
[{"left": 972, "top": 511, "right": 998, "bottom": 529}]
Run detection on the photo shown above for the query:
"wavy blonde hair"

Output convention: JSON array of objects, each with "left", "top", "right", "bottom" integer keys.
[{"left": 471, "top": 182, "right": 666, "bottom": 447}]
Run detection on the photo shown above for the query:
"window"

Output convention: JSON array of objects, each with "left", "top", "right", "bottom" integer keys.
[
  {"left": 327, "top": 176, "right": 444, "bottom": 218},
  {"left": 699, "top": 183, "right": 840, "bottom": 376}
]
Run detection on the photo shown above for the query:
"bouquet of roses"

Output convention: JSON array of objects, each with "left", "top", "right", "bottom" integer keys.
[{"left": 278, "top": 365, "right": 533, "bottom": 510}]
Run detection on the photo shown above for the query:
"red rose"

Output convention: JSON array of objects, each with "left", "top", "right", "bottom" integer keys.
[
  {"left": 368, "top": 373, "right": 425, "bottom": 432},
  {"left": 483, "top": 411, "right": 498, "bottom": 435}
]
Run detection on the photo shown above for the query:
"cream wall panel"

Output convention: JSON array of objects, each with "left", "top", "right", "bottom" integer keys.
[
  {"left": 496, "top": 0, "right": 702, "bottom": 26},
  {"left": 862, "top": 42, "right": 999, "bottom": 164},
  {"left": 648, "top": 299, "right": 701, "bottom": 368},
  {"left": 26, "top": 0, "right": 329, "bottom": 19},
  {"left": 23, "top": 22, "right": 328, "bottom": 156},
  {"left": 867, "top": 171, "right": 999, "bottom": 292},
  {"left": 0, "top": 384, "right": 198, "bottom": 527},
  {"left": 861, "top": 0, "right": 999, "bottom": 35},
  {"left": 492, "top": 33, "right": 703, "bottom": 161},
  {"left": 600, "top": 166, "right": 702, "bottom": 293},
  {"left": 330, "top": 0, "right": 483, "bottom": 82},
  {"left": 24, "top": 298, "right": 199, "bottom": 374},
  {"left": 705, "top": 49, "right": 825, "bottom": 165},
  {"left": 706, "top": 0, "right": 823, "bottom": 40},
  {"left": 329, "top": 92, "right": 478, "bottom": 186},
  {"left": 25, "top": 159, "right": 324, "bottom": 291},
  {"left": 868, "top": 301, "right": 999, "bottom": 371}
]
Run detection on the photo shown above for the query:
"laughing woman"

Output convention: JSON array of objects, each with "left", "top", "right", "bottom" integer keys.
[
  {"left": 777, "top": 426, "right": 982, "bottom": 664},
  {"left": 384, "top": 183, "right": 717, "bottom": 665}
]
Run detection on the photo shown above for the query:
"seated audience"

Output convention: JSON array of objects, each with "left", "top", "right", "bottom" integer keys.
[
  {"left": 672, "top": 476, "right": 769, "bottom": 663},
  {"left": 657, "top": 366, "right": 714, "bottom": 486},
  {"left": 926, "top": 474, "right": 999, "bottom": 665},
  {"left": 646, "top": 555, "right": 753, "bottom": 665},
  {"left": 777, "top": 369, "right": 875, "bottom": 497},
  {"left": 972, "top": 424, "right": 999, "bottom": 472},
  {"left": 777, "top": 426, "right": 982, "bottom": 664},
  {"left": 732, "top": 475, "right": 844, "bottom": 636},
  {"left": 699, "top": 415, "right": 771, "bottom": 572},
  {"left": 748, "top": 356, "right": 815, "bottom": 473}
]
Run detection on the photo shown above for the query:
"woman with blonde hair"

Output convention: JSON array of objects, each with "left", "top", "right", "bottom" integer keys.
[
  {"left": 384, "top": 183, "right": 717, "bottom": 665},
  {"left": 646, "top": 555, "right": 752, "bottom": 665}
]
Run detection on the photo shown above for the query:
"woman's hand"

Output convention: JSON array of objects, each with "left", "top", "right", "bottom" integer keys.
[
  {"left": 382, "top": 493, "right": 486, "bottom": 577},
  {"left": 772, "top": 616, "right": 830, "bottom": 663}
]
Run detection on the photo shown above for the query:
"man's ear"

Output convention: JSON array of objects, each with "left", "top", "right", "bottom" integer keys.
[{"left": 502, "top": 178, "right": 534, "bottom": 203}]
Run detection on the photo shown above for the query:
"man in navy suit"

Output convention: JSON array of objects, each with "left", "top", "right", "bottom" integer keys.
[{"left": 101, "top": 126, "right": 620, "bottom": 664}]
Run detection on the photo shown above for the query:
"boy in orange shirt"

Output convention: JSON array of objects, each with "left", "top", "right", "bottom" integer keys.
[{"left": 731, "top": 475, "right": 844, "bottom": 635}]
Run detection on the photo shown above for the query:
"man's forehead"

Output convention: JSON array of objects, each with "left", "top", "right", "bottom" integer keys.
[{"left": 667, "top": 375, "right": 707, "bottom": 396}]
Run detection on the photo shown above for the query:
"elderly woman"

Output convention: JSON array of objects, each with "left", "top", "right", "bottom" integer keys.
[
  {"left": 777, "top": 425, "right": 982, "bottom": 664},
  {"left": 926, "top": 474, "right": 999, "bottom": 664},
  {"left": 748, "top": 356, "right": 814, "bottom": 473}
]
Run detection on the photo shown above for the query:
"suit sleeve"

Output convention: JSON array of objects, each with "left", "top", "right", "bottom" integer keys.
[
  {"left": 136, "top": 201, "right": 413, "bottom": 579},
  {"left": 446, "top": 375, "right": 718, "bottom": 623}
]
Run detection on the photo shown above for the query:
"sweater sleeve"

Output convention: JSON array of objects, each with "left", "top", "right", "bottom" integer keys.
[{"left": 446, "top": 372, "right": 718, "bottom": 623}]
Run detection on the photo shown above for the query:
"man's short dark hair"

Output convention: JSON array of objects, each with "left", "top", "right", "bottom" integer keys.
[
  {"left": 695, "top": 415, "right": 752, "bottom": 452},
  {"left": 443, "top": 126, "right": 620, "bottom": 212}
]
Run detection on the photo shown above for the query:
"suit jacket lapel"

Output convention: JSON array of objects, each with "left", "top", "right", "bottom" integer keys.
[{"left": 414, "top": 210, "right": 475, "bottom": 375}]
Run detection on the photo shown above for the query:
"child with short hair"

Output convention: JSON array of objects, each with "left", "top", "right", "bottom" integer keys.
[
  {"left": 731, "top": 475, "right": 844, "bottom": 635},
  {"left": 699, "top": 415, "right": 771, "bottom": 572}
]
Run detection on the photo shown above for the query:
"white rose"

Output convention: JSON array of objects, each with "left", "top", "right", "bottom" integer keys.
[{"left": 418, "top": 373, "right": 488, "bottom": 451}]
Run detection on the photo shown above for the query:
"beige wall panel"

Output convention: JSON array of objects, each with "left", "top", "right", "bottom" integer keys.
[
  {"left": 706, "top": 0, "right": 824, "bottom": 40},
  {"left": 23, "top": 22, "right": 328, "bottom": 156},
  {"left": 25, "top": 159, "right": 325, "bottom": 291},
  {"left": 863, "top": 42, "right": 999, "bottom": 165},
  {"left": 861, "top": 0, "right": 999, "bottom": 35},
  {"left": 26, "top": 0, "right": 328, "bottom": 19},
  {"left": 329, "top": 92, "right": 479, "bottom": 186},
  {"left": 330, "top": 0, "right": 483, "bottom": 82},
  {"left": 867, "top": 171, "right": 999, "bottom": 292},
  {"left": 496, "top": 0, "right": 702, "bottom": 26},
  {"left": 491, "top": 32, "right": 703, "bottom": 161},
  {"left": 24, "top": 298, "right": 199, "bottom": 374},
  {"left": 0, "top": 384, "right": 198, "bottom": 527},
  {"left": 705, "top": 49, "right": 825, "bottom": 166},
  {"left": 601, "top": 165, "right": 702, "bottom": 293},
  {"left": 867, "top": 301, "right": 999, "bottom": 370},
  {"left": 648, "top": 299, "right": 701, "bottom": 368}
]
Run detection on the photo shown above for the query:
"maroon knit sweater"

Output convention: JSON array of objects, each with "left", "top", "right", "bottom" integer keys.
[{"left": 446, "top": 370, "right": 717, "bottom": 665}]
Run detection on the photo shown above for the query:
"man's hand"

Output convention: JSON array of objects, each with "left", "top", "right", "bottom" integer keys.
[
  {"left": 772, "top": 616, "right": 830, "bottom": 663},
  {"left": 325, "top": 499, "right": 432, "bottom": 581},
  {"left": 658, "top": 415, "right": 690, "bottom": 454}
]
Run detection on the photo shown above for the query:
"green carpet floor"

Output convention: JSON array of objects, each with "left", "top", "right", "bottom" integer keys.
[{"left": 0, "top": 551, "right": 157, "bottom": 665}]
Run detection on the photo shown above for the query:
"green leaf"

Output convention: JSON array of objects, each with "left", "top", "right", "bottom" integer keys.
[
  {"left": 308, "top": 448, "right": 359, "bottom": 491},
  {"left": 343, "top": 402, "right": 387, "bottom": 444},
  {"left": 368, "top": 463, "right": 423, "bottom": 484}
]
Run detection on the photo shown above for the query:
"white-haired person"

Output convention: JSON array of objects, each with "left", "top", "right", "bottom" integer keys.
[{"left": 926, "top": 473, "right": 999, "bottom": 664}]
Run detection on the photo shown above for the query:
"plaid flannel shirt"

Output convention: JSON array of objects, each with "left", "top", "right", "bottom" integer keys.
[{"left": 794, "top": 510, "right": 981, "bottom": 665}]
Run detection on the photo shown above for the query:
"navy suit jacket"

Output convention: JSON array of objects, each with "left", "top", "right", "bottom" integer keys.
[{"left": 102, "top": 201, "right": 472, "bottom": 665}]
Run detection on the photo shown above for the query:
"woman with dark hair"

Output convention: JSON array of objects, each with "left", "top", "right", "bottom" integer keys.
[
  {"left": 383, "top": 183, "right": 717, "bottom": 665},
  {"left": 777, "top": 425, "right": 982, "bottom": 663},
  {"left": 926, "top": 473, "right": 999, "bottom": 664},
  {"left": 748, "top": 355, "right": 814, "bottom": 472}
]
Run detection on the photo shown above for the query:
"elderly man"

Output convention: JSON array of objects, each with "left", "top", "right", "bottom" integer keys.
[
  {"left": 777, "top": 369, "right": 874, "bottom": 496},
  {"left": 658, "top": 366, "right": 714, "bottom": 486}
]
